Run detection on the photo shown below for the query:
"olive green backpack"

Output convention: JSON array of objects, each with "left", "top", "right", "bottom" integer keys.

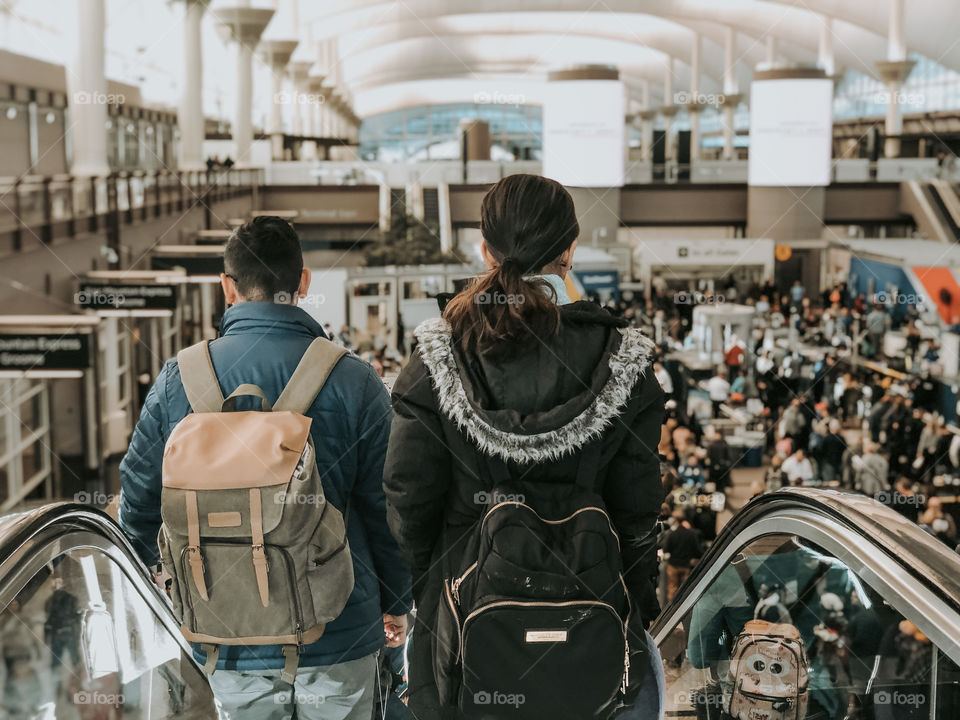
[{"left": 157, "top": 337, "right": 354, "bottom": 683}]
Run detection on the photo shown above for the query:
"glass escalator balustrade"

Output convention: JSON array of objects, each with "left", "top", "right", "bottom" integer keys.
[
  {"left": 0, "top": 509, "right": 216, "bottom": 719},
  {"left": 656, "top": 496, "right": 960, "bottom": 720}
]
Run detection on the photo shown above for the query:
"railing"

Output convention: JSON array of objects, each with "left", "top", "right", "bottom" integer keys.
[{"left": 0, "top": 168, "right": 263, "bottom": 258}]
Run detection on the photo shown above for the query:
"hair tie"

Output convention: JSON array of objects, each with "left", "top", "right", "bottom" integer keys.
[{"left": 498, "top": 257, "right": 523, "bottom": 273}]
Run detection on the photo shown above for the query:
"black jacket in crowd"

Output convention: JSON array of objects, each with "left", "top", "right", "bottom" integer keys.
[{"left": 383, "top": 300, "right": 665, "bottom": 717}]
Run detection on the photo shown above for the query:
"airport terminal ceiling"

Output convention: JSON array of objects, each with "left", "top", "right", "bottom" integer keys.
[{"left": 4, "top": 0, "right": 960, "bottom": 118}]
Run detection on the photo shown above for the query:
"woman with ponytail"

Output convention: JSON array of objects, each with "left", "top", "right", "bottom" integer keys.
[{"left": 384, "top": 174, "right": 665, "bottom": 718}]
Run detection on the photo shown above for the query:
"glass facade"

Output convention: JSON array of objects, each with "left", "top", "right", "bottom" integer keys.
[
  {"left": 834, "top": 52, "right": 960, "bottom": 120},
  {"left": 358, "top": 103, "right": 542, "bottom": 162}
]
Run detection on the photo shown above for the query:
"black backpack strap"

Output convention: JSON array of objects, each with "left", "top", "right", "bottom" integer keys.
[
  {"left": 575, "top": 440, "right": 603, "bottom": 491},
  {"left": 484, "top": 454, "right": 512, "bottom": 486},
  {"left": 483, "top": 441, "right": 603, "bottom": 491}
]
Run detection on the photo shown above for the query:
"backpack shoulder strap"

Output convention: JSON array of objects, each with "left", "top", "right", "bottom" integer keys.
[
  {"left": 177, "top": 341, "right": 224, "bottom": 413},
  {"left": 274, "top": 337, "right": 348, "bottom": 414}
]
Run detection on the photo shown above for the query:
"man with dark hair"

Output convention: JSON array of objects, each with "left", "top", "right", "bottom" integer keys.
[{"left": 119, "top": 216, "right": 412, "bottom": 719}]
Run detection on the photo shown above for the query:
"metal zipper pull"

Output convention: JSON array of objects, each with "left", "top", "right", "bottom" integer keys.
[{"left": 621, "top": 645, "right": 631, "bottom": 694}]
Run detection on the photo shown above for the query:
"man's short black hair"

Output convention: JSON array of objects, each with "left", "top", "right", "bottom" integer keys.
[{"left": 224, "top": 216, "right": 303, "bottom": 302}]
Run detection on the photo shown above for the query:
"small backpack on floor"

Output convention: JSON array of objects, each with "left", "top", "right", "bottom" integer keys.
[
  {"left": 157, "top": 337, "right": 354, "bottom": 683},
  {"left": 726, "top": 620, "right": 810, "bottom": 720},
  {"left": 434, "top": 444, "right": 632, "bottom": 720}
]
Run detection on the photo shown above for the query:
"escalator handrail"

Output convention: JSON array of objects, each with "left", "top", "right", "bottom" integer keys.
[
  {"left": 651, "top": 487, "right": 960, "bottom": 635},
  {"left": 0, "top": 501, "right": 165, "bottom": 607}
]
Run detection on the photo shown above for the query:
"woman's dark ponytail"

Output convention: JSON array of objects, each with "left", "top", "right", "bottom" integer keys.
[{"left": 443, "top": 175, "right": 578, "bottom": 357}]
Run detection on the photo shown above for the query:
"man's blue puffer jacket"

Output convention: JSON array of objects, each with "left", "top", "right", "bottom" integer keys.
[{"left": 119, "top": 301, "right": 413, "bottom": 671}]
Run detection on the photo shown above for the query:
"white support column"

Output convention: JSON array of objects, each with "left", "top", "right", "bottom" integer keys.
[
  {"left": 888, "top": 0, "right": 907, "bottom": 62},
  {"left": 639, "top": 79, "right": 652, "bottom": 162},
  {"left": 722, "top": 26, "right": 739, "bottom": 161},
  {"left": 688, "top": 34, "right": 702, "bottom": 163},
  {"left": 765, "top": 35, "right": 778, "bottom": 68},
  {"left": 661, "top": 57, "right": 677, "bottom": 164},
  {"left": 67, "top": 0, "right": 110, "bottom": 176},
  {"left": 260, "top": 40, "right": 298, "bottom": 161},
  {"left": 876, "top": 0, "right": 914, "bottom": 158},
  {"left": 818, "top": 15, "right": 836, "bottom": 77},
  {"left": 178, "top": 0, "right": 206, "bottom": 170},
  {"left": 218, "top": 6, "right": 274, "bottom": 167},
  {"left": 235, "top": 40, "right": 253, "bottom": 165}
]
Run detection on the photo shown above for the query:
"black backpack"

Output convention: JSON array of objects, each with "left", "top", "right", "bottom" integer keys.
[{"left": 433, "top": 443, "right": 631, "bottom": 719}]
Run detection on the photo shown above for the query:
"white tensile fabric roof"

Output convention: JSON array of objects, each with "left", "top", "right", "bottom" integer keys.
[{"left": 291, "top": 0, "right": 958, "bottom": 117}]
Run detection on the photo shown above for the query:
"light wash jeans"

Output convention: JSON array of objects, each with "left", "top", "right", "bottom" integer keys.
[
  {"left": 209, "top": 651, "right": 378, "bottom": 720},
  {"left": 617, "top": 630, "right": 666, "bottom": 720}
]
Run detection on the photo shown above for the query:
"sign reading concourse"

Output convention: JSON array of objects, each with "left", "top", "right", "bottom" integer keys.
[{"left": 0, "top": 334, "right": 91, "bottom": 370}]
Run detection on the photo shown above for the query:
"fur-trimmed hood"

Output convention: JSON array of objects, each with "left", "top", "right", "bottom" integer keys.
[{"left": 412, "top": 308, "right": 656, "bottom": 464}]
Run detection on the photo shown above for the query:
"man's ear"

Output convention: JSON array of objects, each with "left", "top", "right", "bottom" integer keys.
[
  {"left": 293, "top": 268, "right": 311, "bottom": 305},
  {"left": 220, "top": 273, "right": 241, "bottom": 305}
]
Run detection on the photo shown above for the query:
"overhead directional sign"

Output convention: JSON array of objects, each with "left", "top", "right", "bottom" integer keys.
[
  {"left": 75, "top": 283, "right": 178, "bottom": 311},
  {"left": 0, "top": 334, "right": 91, "bottom": 370}
]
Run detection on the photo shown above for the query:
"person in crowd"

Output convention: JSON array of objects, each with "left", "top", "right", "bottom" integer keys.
[
  {"left": 820, "top": 419, "right": 847, "bottom": 485},
  {"left": 661, "top": 508, "right": 703, "bottom": 603},
  {"left": 764, "top": 454, "right": 787, "bottom": 492},
  {"left": 781, "top": 398, "right": 808, "bottom": 450},
  {"left": 919, "top": 497, "right": 958, "bottom": 547},
  {"left": 729, "top": 368, "right": 746, "bottom": 398},
  {"left": 789, "top": 280, "right": 805, "bottom": 310},
  {"left": 707, "top": 368, "right": 730, "bottom": 418},
  {"left": 782, "top": 448, "right": 814, "bottom": 485},
  {"left": 853, "top": 441, "right": 890, "bottom": 500},
  {"left": 118, "top": 216, "right": 413, "bottom": 718},
  {"left": 865, "top": 303, "right": 890, "bottom": 358},
  {"left": 808, "top": 419, "right": 827, "bottom": 479},
  {"left": 679, "top": 453, "right": 706, "bottom": 488},
  {"left": 723, "top": 338, "right": 745, "bottom": 382},
  {"left": 654, "top": 360, "right": 674, "bottom": 399},
  {"left": 890, "top": 477, "right": 921, "bottom": 523},
  {"left": 382, "top": 175, "right": 666, "bottom": 717},
  {"left": 704, "top": 426, "right": 732, "bottom": 490}
]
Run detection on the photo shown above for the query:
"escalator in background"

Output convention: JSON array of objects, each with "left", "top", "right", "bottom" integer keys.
[
  {"left": 653, "top": 488, "right": 960, "bottom": 719},
  {"left": 929, "top": 179, "right": 960, "bottom": 240},
  {"left": 0, "top": 503, "right": 217, "bottom": 718},
  {"left": 389, "top": 187, "right": 406, "bottom": 226},
  {"left": 422, "top": 186, "right": 440, "bottom": 226},
  {"left": 901, "top": 180, "right": 960, "bottom": 243}
]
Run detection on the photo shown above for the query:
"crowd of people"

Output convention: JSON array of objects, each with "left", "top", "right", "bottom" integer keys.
[{"left": 645, "top": 270, "right": 960, "bottom": 615}]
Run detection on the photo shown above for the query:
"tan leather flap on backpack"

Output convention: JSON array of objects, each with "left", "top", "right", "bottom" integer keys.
[{"left": 162, "top": 410, "right": 312, "bottom": 490}]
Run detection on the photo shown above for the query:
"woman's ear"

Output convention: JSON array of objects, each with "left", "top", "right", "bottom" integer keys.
[
  {"left": 558, "top": 240, "right": 578, "bottom": 278},
  {"left": 480, "top": 239, "right": 497, "bottom": 270}
]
